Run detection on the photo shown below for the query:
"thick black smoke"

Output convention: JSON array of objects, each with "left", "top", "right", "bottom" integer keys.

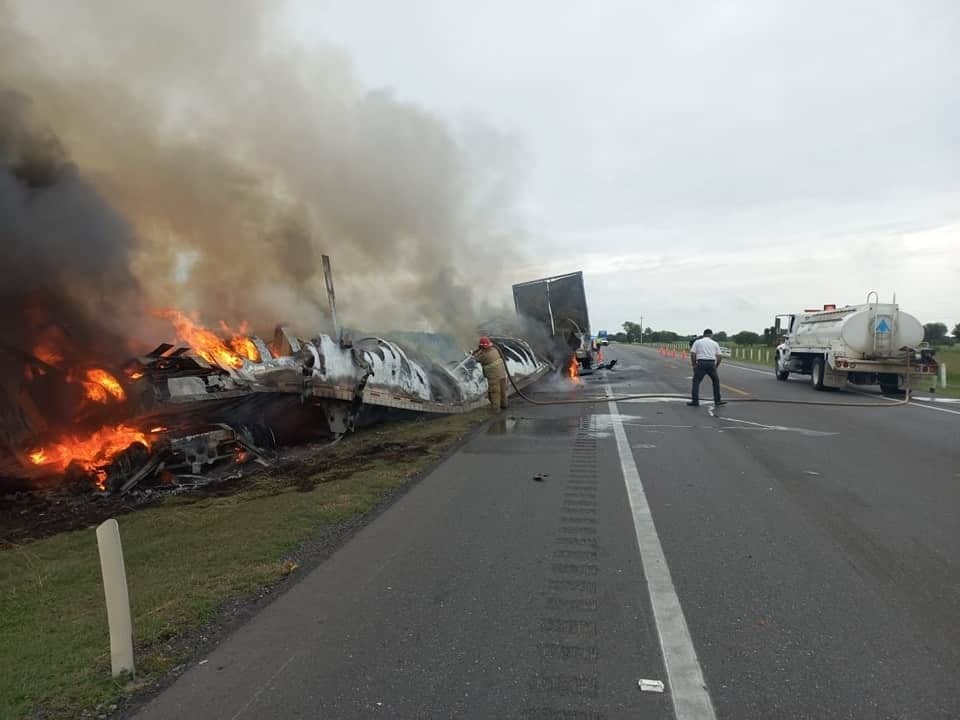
[{"left": 0, "top": 89, "right": 141, "bottom": 353}]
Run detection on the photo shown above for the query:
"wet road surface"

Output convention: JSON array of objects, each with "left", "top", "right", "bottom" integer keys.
[{"left": 133, "top": 343, "right": 960, "bottom": 719}]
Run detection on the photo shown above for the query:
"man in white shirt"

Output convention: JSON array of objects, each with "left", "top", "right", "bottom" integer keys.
[{"left": 688, "top": 329, "right": 726, "bottom": 407}]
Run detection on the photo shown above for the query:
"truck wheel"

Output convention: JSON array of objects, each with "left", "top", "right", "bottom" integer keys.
[
  {"left": 879, "top": 373, "right": 901, "bottom": 395},
  {"left": 810, "top": 357, "right": 825, "bottom": 390},
  {"left": 775, "top": 354, "right": 789, "bottom": 381}
]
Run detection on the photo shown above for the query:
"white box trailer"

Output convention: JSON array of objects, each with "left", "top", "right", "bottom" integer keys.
[{"left": 773, "top": 294, "right": 938, "bottom": 393}]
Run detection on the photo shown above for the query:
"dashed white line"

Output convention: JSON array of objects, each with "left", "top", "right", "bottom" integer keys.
[{"left": 605, "top": 383, "right": 716, "bottom": 720}]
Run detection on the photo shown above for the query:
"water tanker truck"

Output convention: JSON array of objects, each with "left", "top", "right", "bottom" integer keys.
[{"left": 773, "top": 293, "right": 937, "bottom": 394}]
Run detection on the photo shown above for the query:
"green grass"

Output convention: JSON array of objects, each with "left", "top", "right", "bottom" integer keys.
[
  {"left": 929, "top": 346, "right": 960, "bottom": 397},
  {"left": 0, "top": 411, "right": 487, "bottom": 720}
]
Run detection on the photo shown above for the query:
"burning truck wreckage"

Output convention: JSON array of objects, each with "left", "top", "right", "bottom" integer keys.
[{"left": 0, "top": 266, "right": 608, "bottom": 512}]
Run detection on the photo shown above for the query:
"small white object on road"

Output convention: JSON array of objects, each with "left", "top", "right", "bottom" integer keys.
[
  {"left": 198, "top": 659, "right": 209, "bottom": 665},
  {"left": 639, "top": 679, "right": 666, "bottom": 693},
  {"left": 803, "top": 470, "right": 821, "bottom": 476}
]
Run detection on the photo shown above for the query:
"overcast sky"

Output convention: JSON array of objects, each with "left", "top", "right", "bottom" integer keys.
[{"left": 287, "top": 0, "right": 958, "bottom": 335}]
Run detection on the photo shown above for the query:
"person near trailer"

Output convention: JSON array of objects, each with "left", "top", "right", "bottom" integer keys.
[
  {"left": 473, "top": 337, "right": 509, "bottom": 412},
  {"left": 687, "top": 329, "right": 727, "bottom": 407}
]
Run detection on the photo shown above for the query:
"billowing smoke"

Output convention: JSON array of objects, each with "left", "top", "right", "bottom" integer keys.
[
  {"left": 0, "top": 88, "right": 141, "bottom": 359},
  {"left": 0, "top": 0, "right": 526, "bottom": 348}
]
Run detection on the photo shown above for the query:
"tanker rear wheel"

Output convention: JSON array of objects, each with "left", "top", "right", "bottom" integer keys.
[{"left": 879, "top": 374, "right": 902, "bottom": 394}]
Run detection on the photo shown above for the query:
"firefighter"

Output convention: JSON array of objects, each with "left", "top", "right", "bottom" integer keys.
[{"left": 474, "top": 337, "right": 509, "bottom": 411}]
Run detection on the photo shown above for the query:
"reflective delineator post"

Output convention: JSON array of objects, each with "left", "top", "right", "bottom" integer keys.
[
  {"left": 96, "top": 519, "right": 135, "bottom": 677},
  {"left": 940, "top": 363, "right": 947, "bottom": 389}
]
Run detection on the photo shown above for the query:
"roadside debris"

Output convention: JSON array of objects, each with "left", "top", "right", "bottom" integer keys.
[{"left": 639, "top": 678, "right": 665, "bottom": 693}]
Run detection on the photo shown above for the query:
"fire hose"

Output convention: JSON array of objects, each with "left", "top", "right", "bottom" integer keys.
[{"left": 492, "top": 344, "right": 914, "bottom": 409}]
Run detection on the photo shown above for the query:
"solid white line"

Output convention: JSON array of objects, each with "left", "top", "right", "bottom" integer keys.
[
  {"left": 604, "top": 384, "right": 716, "bottom": 720},
  {"left": 907, "top": 401, "right": 960, "bottom": 417},
  {"left": 721, "top": 363, "right": 770, "bottom": 375},
  {"left": 718, "top": 366, "right": 960, "bottom": 416}
]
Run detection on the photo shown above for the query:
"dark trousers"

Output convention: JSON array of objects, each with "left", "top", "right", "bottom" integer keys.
[{"left": 692, "top": 360, "right": 722, "bottom": 404}]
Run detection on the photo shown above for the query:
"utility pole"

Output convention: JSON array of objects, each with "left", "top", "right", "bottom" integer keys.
[{"left": 639, "top": 315, "right": 644, "bottom": 344}]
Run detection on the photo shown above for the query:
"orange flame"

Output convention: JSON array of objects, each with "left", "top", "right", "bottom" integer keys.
[
  {"left": 27, "top": 423, "right": 150, "bottom": 490},
  {"left": 33, "top": 342, "right": 63, "bottom": 367},
  {"left": 82, "top": 368, "right": 126, "bottom": 403},
  {"left": 567, "top": 355, "right": 581, "bottom": 384},
  {"left": 83, "top": 383, "right": 109, "bottom": 403},
  {"left": 158, "top": 310, "right": 253, "bottom": 369},
  {"left": 221, "top": 320, "right": 261, "bottom": 362},
  {"left": 228, "top": 336, "right": 260, "bottom": 362}
]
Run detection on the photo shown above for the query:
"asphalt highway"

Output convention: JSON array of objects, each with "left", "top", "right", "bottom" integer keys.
[{"left": 133, "top": 343, "right": 960, "bottom": 719}]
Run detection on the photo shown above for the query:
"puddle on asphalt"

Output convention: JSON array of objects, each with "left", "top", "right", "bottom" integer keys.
[
  {"left": 486, "top": 413, "right": 647, "bottom": 438},
  {"left": 618, "top": 397, "right": 689, "bottom": 404},
  {"left": 487, "top": 410, "right": 833, "bottom": 440},
  {"left": 582, "top": 413, "right": 653, "bottom": 439},
  {"left": 486, "top": 416, "right": 582, "bottom": 436}
]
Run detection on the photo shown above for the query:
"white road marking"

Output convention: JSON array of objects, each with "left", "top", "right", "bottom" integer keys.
[
  {"left": 721, "top": 363, "right": 771, "bottom": 375},
  {"left": 604, "top": 384, "right": 716, "bottom": 720},
  {"left": 713, "top": 416, "right": 837, "bottom": 437},
  {"left": 907, "top": 401, "right": 960, "bottom": 417},
  {"left": 710, "top": 364, "right": 959, "bottom": 417}
]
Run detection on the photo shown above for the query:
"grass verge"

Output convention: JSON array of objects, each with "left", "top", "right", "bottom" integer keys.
[{"left": 0, "top": 410, "right": 488, "bottom": 720}]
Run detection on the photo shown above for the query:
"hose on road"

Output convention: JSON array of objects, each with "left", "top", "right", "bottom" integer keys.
[{"left": 493, "top": 344, "right": 913, "bottom": 409}]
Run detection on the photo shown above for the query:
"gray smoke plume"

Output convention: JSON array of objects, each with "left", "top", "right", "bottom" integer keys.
[{"left": 0, "top": 0, "right": 527, "bottom": 347}]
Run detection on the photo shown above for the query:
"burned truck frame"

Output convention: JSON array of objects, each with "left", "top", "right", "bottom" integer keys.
[
  {"left": 512, "top": 271, "right": 595, "bottom": 372},
  {"left": 2, "top": 328, "right": 547, "bottom": 494}
]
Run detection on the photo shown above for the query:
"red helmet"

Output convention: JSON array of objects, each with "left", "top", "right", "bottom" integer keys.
[{"left": 478, "top": 337, "right": 493, "bottom": 349}]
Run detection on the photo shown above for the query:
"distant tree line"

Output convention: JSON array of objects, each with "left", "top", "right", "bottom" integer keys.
[
  {"left": 923, "top": 322, "right": 959, "bottom": 346},
  {"left": 613, "top": 321, "right": 960, "bottom": 346},
  {"left": 617, "top": 323, "right": 778, "bottom": 345}
]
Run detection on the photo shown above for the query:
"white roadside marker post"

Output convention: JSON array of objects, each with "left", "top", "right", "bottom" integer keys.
[
  {"left": 96, "top": 519, "right": 135, "bottom": 677},
  {"left": 940, "top": 363, "right": 947, "bottom": 389}
]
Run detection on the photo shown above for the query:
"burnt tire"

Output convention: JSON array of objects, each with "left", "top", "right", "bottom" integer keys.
[{"left": 810, "top": 357, "right": 825, "bottom": 390}]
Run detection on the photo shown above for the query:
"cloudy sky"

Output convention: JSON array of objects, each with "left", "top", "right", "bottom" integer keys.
[{"left": 288, "top": 0, "right": 958, "bottom": 336}]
